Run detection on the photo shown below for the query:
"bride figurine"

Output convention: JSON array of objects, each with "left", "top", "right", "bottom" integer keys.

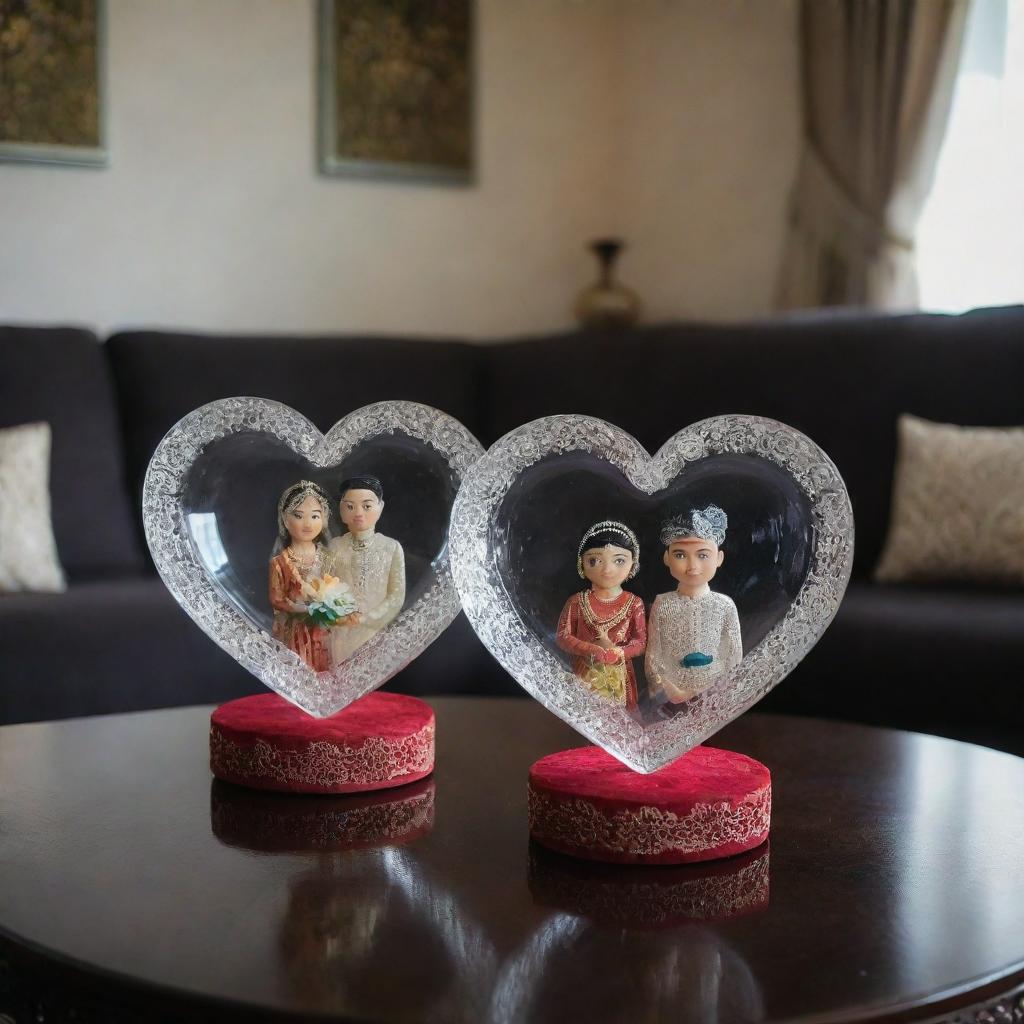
[
  {"left": 328, "top": 476, "right": 406, "bottom": 666},
  {"left": 645, "top": 505, "right": 742, "bottom": 704},
  {"left": 556, "top": 521, "right": 647, "bottom": 709},
  {"left": 269, "top": 480, "right": 336, "bottom": 671}
]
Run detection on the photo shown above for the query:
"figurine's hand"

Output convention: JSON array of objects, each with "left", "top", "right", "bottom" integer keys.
[
  {"left": 594, "top": 633, "right": 615, "bottom": 650},
  {"left": 290, "top": 601, "right": 308, "bottom": 614}
]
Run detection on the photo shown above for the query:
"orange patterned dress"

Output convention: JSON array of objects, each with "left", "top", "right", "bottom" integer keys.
[
  {"left": 556, "top": 591, "right": 647, "bottom": 709},
  {"left": 269, "top": 548, "right": 331, "bottom": 672}
]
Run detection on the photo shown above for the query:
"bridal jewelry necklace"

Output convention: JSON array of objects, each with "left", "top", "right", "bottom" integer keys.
[
  {"left": 580, "top": 591, "right": 633, "bottom": 633},
  {"left": 286, "top": 546, "right": 321, "bottom": 579}
]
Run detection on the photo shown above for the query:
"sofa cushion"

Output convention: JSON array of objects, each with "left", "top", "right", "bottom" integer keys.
[
  {"left": 107, "top": 331, "right": 487, "bottom": 500},
  {"left": 875, "top": 414, "right": 1024, "bottom": 586},
  {"left": 0, "top": 422, "right": 65, "bottom": 592},
  {"left": 0, "top": 577, "right": 515, "bottom": 725},
  {"left": 484, "top": 305, "right": 1024, "bottom": 578},
  {"left": 0, "top": 326, "right": 146, "bottom": 580},
  {"left": 760, "top": 581, "right": 1024, "bottom": 746},
  {"left": 0, "top": 578, "right": 260, "bottom": 723}
]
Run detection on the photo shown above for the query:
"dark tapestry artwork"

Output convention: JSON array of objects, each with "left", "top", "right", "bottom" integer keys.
[
  {"left": 0, "top": 0, "right": 105, "bottom": 165},
  {"left": 319, "top": 0, "right": 473, "bottom": 183}
]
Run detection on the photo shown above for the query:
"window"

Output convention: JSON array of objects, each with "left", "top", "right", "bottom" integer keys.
[{"left": 917, "top": 0, "right": 1024, "bottom": 312}]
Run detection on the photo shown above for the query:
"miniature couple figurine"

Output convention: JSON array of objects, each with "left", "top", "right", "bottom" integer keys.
[
  {"left": 269, "top": 477, "right": 406, "bottom": 672},
  {"left": 556, "top": 507, "right": 742, "bottom": 709}
]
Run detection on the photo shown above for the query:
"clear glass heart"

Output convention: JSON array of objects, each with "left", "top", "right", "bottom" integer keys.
[
  {"left": 450, "top": 414, "right": 853, "bottom": 772},
  {"left": 144, "top": 398, "right": 483, "bottom": 716}
]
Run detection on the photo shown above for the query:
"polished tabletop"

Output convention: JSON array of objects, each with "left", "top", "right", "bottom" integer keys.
[{"left": 1, "top": 699, "right": 1024, "bottom": 1023}]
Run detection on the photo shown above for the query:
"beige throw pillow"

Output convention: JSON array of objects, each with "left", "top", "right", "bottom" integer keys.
[
  {"left": 875, "top": 414, "right": 1024, "bottom": 586},
  {"left": 0, "top": 421, "right": 67, "bottom": 593}
]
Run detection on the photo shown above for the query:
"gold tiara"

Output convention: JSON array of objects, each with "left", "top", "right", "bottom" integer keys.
[
  {"left": 277, "top": 480, "right": 331, "bottom": 526},
  {"left": 576, "top": 520, "right": 640, "bottom": 579}
]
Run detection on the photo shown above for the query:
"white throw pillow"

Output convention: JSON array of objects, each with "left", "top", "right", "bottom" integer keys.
[
  {"left": 0, "top": 421, "right": 67, "bottom": 592},
  {"left": 875, "top": 414, "right": 1024, "bottom": 586}
]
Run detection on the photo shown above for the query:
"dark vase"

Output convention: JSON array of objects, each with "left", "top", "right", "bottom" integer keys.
[{"left": 574, "top": 238, "right": 641, "bottom": 329}]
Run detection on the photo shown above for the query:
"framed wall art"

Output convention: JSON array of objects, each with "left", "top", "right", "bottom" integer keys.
[
  {"left": 318, "top": 0, "right": 474, "bottom": 185},
  {"left": 0, "top": 0, "right": 106, "bottom": 167}
]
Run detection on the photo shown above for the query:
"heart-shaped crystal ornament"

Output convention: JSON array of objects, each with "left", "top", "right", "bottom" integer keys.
[
  {"left": 450, "top": 414, "right": 853, "bottom": 772},
  {"left": 144, "top": 398, "right": 484, "bottom": 716}
]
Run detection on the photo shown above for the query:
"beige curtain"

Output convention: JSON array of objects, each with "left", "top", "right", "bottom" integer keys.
[{"left": 777, "top": 0, "right": 969, "bottom": 310}]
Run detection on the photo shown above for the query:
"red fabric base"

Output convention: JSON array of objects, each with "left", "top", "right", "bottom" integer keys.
[
  {"left": 529, "top": 745, "right": 771, "bottom": 865},
  {"left": 210, "top": 777, "right": 435, "bottom": 852},
  {"left": 210, "top": 692, "right": 434, "bottom": 794}
]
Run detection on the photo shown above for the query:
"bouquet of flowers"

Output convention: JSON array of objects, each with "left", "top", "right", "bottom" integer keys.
[{"left": 302, "top": 574, "right": 358, "bottom": 627}]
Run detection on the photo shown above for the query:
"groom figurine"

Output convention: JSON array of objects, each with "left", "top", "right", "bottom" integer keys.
[
  {"left": 327, "top": 475, "right": 406, "bottom": 666},
  {"left": 645, "top": 505, "right": 742, "bottom": 704}
]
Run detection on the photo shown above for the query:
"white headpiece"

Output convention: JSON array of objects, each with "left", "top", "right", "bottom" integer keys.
[{"left": 660, "top": 505, "right": 728, "bottom": 547}]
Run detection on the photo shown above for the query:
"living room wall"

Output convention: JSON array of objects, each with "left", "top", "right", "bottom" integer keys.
[
  {"left": 615, "top": 0, "right": 800, "bottom": 322},
  {"left": 0, "top": 0, "right": 799, "bottom": 338}
]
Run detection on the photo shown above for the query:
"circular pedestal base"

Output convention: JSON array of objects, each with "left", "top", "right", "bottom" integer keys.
[
  {"left": 210, "top": 692, "right": 434, "bottom": 794},
  {"left": 528, "top": 745, "right": 771, "bottom": 865}
]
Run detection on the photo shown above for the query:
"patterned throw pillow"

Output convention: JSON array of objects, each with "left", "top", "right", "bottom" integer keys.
[
  {"left": 0, "top": 422, "right": 66, "bottom": 592},
  {"left": 875, "top": 414, "right": 1024, "bottom": 586}
]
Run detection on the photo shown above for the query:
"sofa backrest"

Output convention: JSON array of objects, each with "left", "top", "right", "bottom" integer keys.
[
  {"left": 9, "top": 309, "right": 1018, "bottom": 586},
  {"left": 483, "top": 305, "right": 1024, "bottom": 577},
  {"left": 0, "top": 326, "right": 147, "bottom": 581},
  {"left": 106, "top": 330, "right": 488, "bottom": 504}
]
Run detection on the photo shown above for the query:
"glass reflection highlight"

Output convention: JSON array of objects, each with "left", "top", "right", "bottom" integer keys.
[
  {"left": 187, "top": 511, "right": 229, "bottom": 573},
  {"left": 491, "top": 913, "right": 764, "bottom": 1024}
]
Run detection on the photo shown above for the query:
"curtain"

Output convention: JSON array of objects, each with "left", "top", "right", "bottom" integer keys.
[{"left": 777, "top": 0, "right": 969, "bottom": 310}]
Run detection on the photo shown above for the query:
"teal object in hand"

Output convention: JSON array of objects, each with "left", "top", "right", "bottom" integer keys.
[{"left": 681, "top": 652, "right": 714, "bottom": 669}]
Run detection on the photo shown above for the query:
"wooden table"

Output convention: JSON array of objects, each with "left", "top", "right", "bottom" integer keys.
[{"left": 1, "top": 699, "right": 1023, "bottom": 1023}]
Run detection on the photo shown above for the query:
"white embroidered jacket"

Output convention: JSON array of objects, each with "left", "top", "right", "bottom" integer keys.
[
  {"left": 327, "top": 532, "right": 406, "bottom": 664},
  {"left": 645, "top": 586, "right": 742, "bottom": 703}
]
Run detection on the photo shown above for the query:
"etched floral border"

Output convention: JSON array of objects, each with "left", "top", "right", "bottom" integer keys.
[
  {"left": 449, "top": 414, "right": 854, "bottom": 773},
  {"left": 528, "top": 783, "right": 771, "bottom": 857},
  {"left": 143, "top": 397, "right": 484, "bottom": 717},
  {"left": 209, "top": 720, "right": 435, "bottom": 788}
]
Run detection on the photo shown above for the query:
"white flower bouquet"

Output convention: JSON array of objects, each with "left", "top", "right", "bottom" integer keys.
[{"left": 302, "top": 574, "right": 358, "bottom": 627}]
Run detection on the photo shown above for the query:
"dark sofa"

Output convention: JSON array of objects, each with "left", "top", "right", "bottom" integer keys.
[{"left": 2, "top": 307, "right": 1022, "bottom": 754}]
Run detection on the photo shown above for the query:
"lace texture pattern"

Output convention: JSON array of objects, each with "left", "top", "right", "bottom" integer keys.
[
  {"left": 528, "top": 784, "right": 771, "bottom": 857},
  {"left": 210, "top": 719, "right": 435, "bottom": 788},
  {"left": 143, "top": 398, "right": 483, "bottom": 717},
  {"left": 450, "top": 414, "right": 854, "bottom": 772}
]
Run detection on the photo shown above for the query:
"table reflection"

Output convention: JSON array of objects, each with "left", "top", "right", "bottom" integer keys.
[
  {"left": 281, "top": 848, "right": 498, "bottom": 1022},
  {"left": 209, "top": 776, "right": 435, "bottom": 852},
  {"left": 529, "top": 841, "right": 770, "bottom": 927},
  {"left": 491, "top": 912, "right": 763, "bottom": 1024},
  {"left": 489, "top": 845, "right": 769, "bottom": 1022}
]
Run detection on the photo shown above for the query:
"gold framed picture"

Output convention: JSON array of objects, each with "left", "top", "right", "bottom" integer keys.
[
  {"left": 318, "top": 0, "right": 474, "bottom": 185},
  {"left": 0, "top": 0, "right": 106, "bottom": 167}
]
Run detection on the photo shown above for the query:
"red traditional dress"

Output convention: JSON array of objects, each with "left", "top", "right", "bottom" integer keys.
[
  {"left": 556, "top": 590, "right": 647, "bottom": 709},
  {"left": 269, "top": 548, "right": 331, "bottom": 672}
]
